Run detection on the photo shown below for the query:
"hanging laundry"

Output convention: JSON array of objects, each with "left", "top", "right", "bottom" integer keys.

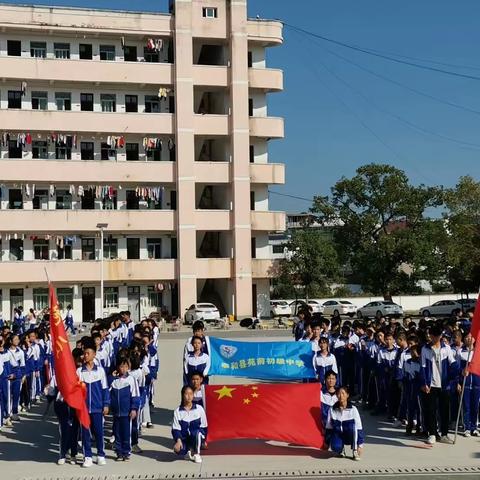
[
  {"left": 21, "top": 81, "right": 27, "bottom": 96},
  {"left": 168, "top": 138, "right": 175, "bottom": 150},
  {"left": 121, "top": 36, "right": 125, "bottom": 50},
  {"left": 78, "top": 185, "right": 84, "bottom": 196},
  {"left": 25, "top": 133, "right": 32, "bottom": 145},
  {"left": 49, "top": 184, "right": 55, "bottom": 196}
]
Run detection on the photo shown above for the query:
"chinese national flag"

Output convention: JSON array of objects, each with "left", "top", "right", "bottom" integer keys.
[
  {"left": 204, "top": 383, "right": 324, "bottom": 449},
  {"left": 49, "top": 283, "right": 90, "bottom": 428}
]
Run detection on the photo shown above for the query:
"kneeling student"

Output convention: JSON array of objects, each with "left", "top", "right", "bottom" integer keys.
[
  {"left": 325, "top": 386, "right": 364, "bottom": 461},
  {"left": 172, "top": 386, "right": 208, "bottom": 464}
]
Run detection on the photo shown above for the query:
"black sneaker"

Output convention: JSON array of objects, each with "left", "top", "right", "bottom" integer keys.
[{"left": 115, "top": 455, "right": 123, "bottom": 462}]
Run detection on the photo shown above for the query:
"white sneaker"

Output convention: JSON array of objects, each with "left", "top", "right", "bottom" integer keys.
[
  {"left": 82, "top": 457, "right": 93, "bottom": 468},
  {"left": 464, "top": 431, "right": 471, "bottom": 437},
  {"left": 472, "top": 430, "right": 480, "bottom": 437},
  {"left": 193, "top": 454, "right": 202, "bottom": 464},
  {"left": 393, "top": 419, "right": 402, "bottom": 428},
  {"left": 97, "top": 456, "right": 106, "bottom": 466},
  {"left": 426, "top": 435, "right": 436, "bottom": 445},
  {"left": 440, "top": 435, "right": 454, "bottom": 444},
  {"left": 11, "top": 414, "right": 20, "bottom": 421},
  {"left": 4, "top": 418, "right": 13, "bottom": 427},
  {"left": 109, "top": 435, "right": 115, "bottom": 444},
  {"left": 57, "top": 458, "right": 66, "bottom": 465},
  {"left": 352, "top": 450, "right": 361, "bottom": 461},
  {"left": 131, "top": 445, "right": 143, "bottom": 454}
]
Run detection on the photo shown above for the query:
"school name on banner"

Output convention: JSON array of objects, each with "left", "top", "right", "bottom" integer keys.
[{"left": 209, "top": 337, "right": 315, "bottom": 380}]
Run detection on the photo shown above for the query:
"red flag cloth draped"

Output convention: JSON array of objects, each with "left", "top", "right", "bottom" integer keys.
[
  {"left": 204, "top": 383, "right": 324, "bottom": 449},
  {"left": 469, "top": 332, "right": 480, "bottom": 376},
  {"left": 49, "top": 283, "right": 90, "bottom": 428},
  {"left": 470, "top": 293, "right": 480, "bottom": 340}
]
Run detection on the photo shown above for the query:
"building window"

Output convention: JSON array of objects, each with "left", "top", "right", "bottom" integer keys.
[
  {"left": 55, "top": 144, "right": 72, "bottom": 160},
  {"left": 148, "top": 286, "right": 162, "bottom": 308},
  {"left": 9, "top": 239, "right": 23, "bottom": 261},
  {"left": 57, "top": 288, "right": 73, "bottom": 308},
  {"left": 79, "top": 43, "right": 93, "bottom": 60},
  {"left": 144, "top": 47, "right": 160, "bottom": 63},
  {"left": 104, "top": 287, "right": 119, "bottom": 308},
  {"left": 126, "top": 191, "right": 139, "bottom": 210},
  {"left": 33, "top": 288, "right": 49, "bottom": 310},
  {"left": 8, "top": 90, "right": 22, "bottom": 109},
  {"left": 147, "top": 197, "right": 162, "bottom": 210},
  {"left": 251, "top": 237, "right": 256, "bottom": 259},
  {"left": 7, "top": 40, "right": 21, "bottom": 56},
  {"left": 33, "top": 239, "right": 49, "bottom": 260},
  {"left": 170, "top": 190, "right": 177, "bottom": 210},
  {"left": 31, "top": 91, "right": 48, "bottom": 110},
  {"left": 57, "top": 243, "right": 72, "bottom": 260},
  {"left": 54, "top": 43, "right": 70, "bottom": 59},
  {"left": 101, "top": 143, "right": 117, "bottom": 161},
  {"left": 248, "top": 51, "right": 253, "bottom": 68},
  {"left": 99, "top": 45, "right": 115, "bottom": 61},
  {"left": 146, "top": 147, "right": 161, "bottom": 161},
  {"left": 80, "top": 93, "right": 94, "bottom": 111},
  {"left": 81, "top": 190, "right": 95, "bottom": 209},
  {"left": 125, "top": 95, "right": 138, "bottom": 113},
  {"left": 124, "top": 45, "right": 137, "bottom": 62},
  {"left": 30, "top": 41, "right": 46, "bottom": 58},
  {"left": 248, "top": 98, "right": 254, "bottom": 117},
  {"left": 145, "top": 95, "right": 161, "bottom": 113},
  {"left": 126, "top": 143, "right": 139, "bottom": 161},
  {"left": 81, "top": 142, "right": 94, "bottom": 160},
  {"left": 9, "top": 189, "right": 23, "bottom": 209},
  {"left": 100, "top": 94, "right": 116, "bottom": 112},
  {"left": 32, "top": 141, "right": 48, "bottom": 159},
  {"left": 103, "top": 237, "right": 118, "bottom": 259},
  {"left": 272, "top": 244, "right": 285, "bottom": 254},
  {"left": 32, "top": 189, "right": 49, "bottom": 210},
  {"left": 147, "top": 238, "right": 162, "bottom": 259},
  {"left": 102, "top": 192, "right": 117, "bottom": 210},
  {"left": 249, "top": 145, "right": 254, "bottom": 163},
  {"left": 56, "top": 190, "right": 72, "bottom": 210},
  {"left": 127, "top": 238, "right": 140, "bottom": 259},
  {"left": 81, "top": 238, "right": 95, "bottom": 260},
  {"left": 202, "top": 7, "right": 218, "bottom": 18},
  {"left": 250, "top": 191, "right": 255, "bottom": 210},
  {"left": 55, "top": 92, "right": 71, "bottom": 111},
  {"left": 8, "top": 140, "right": 22, "bottom": 158}
]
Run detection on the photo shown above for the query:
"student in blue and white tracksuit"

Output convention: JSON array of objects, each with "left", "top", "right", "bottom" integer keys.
[
  {"left": 321, "top": 370, "right": 338, "bottom": 427},
  {"left": 458, "top": 333, "right": 480, "bottom": 437},
  {"left": 0, "top": 338, "right": 11, "bottom": 428},
  {"left": 419, "top": 324, "right": 458, "bottom": 445},
  {"left": 403, "top": 344, "right": 422, "bottom": 435},
  {"left": 313, "top": 337, "right": 338, "bottom": 385},
  {"left": 64, "top": 305, "right": 76, "bottom": 335},
  {"left": 184, "top": 336, "right": 211, "bottom": 385},
  {"left": 6, "top": 334, "right": 25, "bottom": 421},
  {"left": 183, "top": 321, "right": 211, "bottom": 360},
  {"left": 46, "top": 373, "right": 80, "bottom": 465},
  {"left": 129, "top": 352, "right": 147, "bottom": 452},
  {"left": 76, "top": 342, "right": 110, "bottom": 468},
  {"left": 22, "top": 334, "right": 40, "bottom": 410},
  {"left": 325, "top": 386, "right": 364, "bottom": 460},
  {"left": 376, "top": 333, "right": 398, "bottom": 418},
  {"left": 190, "top": 371, "right": 205, "bottom": 408},
  {"left": 172, "top": 385, "right": 208, "bottom": 464},
  {"left": 110, "top": 359, "right": 140, "bottom": 460}
]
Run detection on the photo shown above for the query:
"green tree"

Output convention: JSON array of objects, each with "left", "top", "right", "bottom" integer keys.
[
  {"left": 442, "top": 176, "right": 480, "bottom": 294},
  {"left": 311, "top": 163, "right": 444, "bottom": 298},
  {"left": 275, "top": 228, "right": 340, "bottom": 300}
]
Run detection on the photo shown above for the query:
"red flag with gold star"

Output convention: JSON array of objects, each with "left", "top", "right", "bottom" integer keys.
[
  {"left": 204, "top": 383, "right": 324, "bottom": 449},
  {"left": 49, "top": 283, "right": 90, "bottom": 428}
]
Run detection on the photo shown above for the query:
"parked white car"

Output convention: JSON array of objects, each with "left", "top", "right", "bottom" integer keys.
[
  {"left": 322, "top": 299, "right": 357, "bottom": 317},
  {"left": 307, "top": 300, "right": 325, "bottom": 314},
  {"left": 357, "top": 301, "right": 403, "bottom": 318},
  {"left": 184, "top": 303, "right": 220, "bottom": 324},
  {"left": 270, "top": 300, "right": 292, "bottom": 318},
  {"left": 457, "top": 298, "right": 477, "bottom": 311},
  {"left": 419, "top": 300, "right": 462, "bottom": 317}
]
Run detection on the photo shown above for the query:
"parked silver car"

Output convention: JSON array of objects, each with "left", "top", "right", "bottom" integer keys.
[
  {"left": 357, "top": 301, "right": 403, "bottom": 319},
  {"left": 418, "top": 300, "right": 463, "bottom": 317}
]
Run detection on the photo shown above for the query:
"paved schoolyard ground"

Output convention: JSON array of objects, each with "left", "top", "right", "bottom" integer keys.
[{"left": 1, "top": 331, "right": 479, "bottom": 480}]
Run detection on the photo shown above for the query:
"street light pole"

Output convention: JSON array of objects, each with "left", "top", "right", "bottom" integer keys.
[{"left": 96, "top": 223, "right": 108, "bottom": 317}]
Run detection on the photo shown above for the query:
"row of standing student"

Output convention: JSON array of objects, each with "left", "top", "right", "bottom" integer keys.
[{"left": 298, "top": 310, "right": 480, "bottom": 445}]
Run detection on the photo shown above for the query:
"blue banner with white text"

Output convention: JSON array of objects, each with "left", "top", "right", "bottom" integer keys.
[{"left": 208, "top": 337, "right": 315, "bottom": 380}]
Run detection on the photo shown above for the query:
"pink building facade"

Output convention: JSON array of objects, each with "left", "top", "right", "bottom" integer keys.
[{"left": 0, "top": 0, "right": 285, "bottom": 322}]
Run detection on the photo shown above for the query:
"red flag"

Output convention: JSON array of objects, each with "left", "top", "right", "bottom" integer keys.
[
  {"left": 469, "top": 332, "right": 480, "bottom": 376},
  {"left": 204, "top": 383, "right": 324, "bottom": 449},
  {"left": 49, "top": 283, "right": 90, "bottom": 428},
  {"left": 470, "top": 293, "right": 480, "bottom": 340}
]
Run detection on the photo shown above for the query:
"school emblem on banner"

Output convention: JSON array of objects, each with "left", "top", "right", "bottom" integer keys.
[{"left": 220, "top": 345, "right": 238, "bottom": 359}]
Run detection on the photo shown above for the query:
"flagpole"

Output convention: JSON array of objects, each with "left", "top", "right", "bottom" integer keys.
[
  {"left": 453, "top": 340, "right": 474, "bottom": 444},
  {"left": 44, "top": 266, "right": 50, "bottom": 284}
]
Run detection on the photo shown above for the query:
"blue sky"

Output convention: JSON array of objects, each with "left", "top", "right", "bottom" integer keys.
[{"left": 6, "top": 0, "right": 480, "bottom": 212}]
